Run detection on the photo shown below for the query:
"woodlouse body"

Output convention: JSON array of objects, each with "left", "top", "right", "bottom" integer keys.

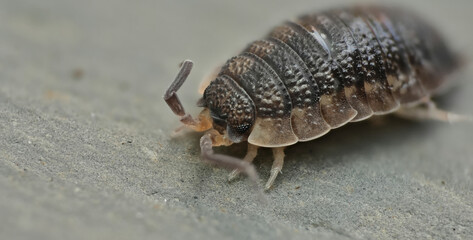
[
  {"left": 202, "top": 6, "right": 459, "bottom": 147},
  {"left": 165, "top": 6, "right": 466, "bottom": 190}
]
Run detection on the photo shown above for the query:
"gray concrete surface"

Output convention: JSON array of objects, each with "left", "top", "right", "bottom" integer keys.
[{"left": 1, "top": 0, "right": 472, "bottom": 239}]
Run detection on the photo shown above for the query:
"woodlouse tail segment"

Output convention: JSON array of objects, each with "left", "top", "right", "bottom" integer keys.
[
  {"left": 164, "top": 60, "right": 212, "bottom": 132},
  {"left": 200, "top": 133, "right": 266, "bottom": 203}
]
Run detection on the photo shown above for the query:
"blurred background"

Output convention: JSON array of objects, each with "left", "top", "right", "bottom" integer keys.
[{"left": 1, "top": 0, "right": 472, "bottom": 239}]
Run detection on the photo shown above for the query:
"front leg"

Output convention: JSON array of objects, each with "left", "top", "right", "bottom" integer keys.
[
  {"left": 200, "top": 134, "right": 263, "bottom": 199},
  {"left": 228, "top": 144, "right": 259, "bottom": 181}
]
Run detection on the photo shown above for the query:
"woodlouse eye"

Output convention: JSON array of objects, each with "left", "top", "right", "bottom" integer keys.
[
  {"left": 226, "top": 123, "right": 252, "bottom": 143},
  {"left": 232, "top": 123, "right": 251, "bottom": 135}
]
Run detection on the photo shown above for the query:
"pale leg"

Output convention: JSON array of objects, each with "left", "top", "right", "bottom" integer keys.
[
  {"left": 228, "top": 144, "right": 259, "bottom": 181},
  {"left": 265, "top": 147, "right": 285, "bottom": 190},
  {"left": 395, "top": 99, "right": 472, "bottom": 123}
]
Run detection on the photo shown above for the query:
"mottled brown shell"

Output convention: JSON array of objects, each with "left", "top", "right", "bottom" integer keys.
[{"left": 202, "top": 6, "right": 460, "bottom": 147}]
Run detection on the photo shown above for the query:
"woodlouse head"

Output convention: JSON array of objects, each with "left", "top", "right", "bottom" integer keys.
[{"left": 200, "top": 75, "right": 256, "bottom": 144}]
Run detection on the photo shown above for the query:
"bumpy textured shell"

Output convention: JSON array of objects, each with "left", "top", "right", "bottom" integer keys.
[{"left": 203, "top": 6, "right": 460, "bottom": 147}]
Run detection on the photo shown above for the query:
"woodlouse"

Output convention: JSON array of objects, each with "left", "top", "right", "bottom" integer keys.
[{"left": 164, "top": 6, "right": 470, "bottom": 190}]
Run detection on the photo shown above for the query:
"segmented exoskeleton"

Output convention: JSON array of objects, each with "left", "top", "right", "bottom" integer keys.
[{"left": 164, "top": 6, "right": 468, "bottom": 191}]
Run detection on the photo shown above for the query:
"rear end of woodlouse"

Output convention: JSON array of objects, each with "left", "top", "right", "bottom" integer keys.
[{"left": 164, "top": 5, "right": 469, "bottom": 191}]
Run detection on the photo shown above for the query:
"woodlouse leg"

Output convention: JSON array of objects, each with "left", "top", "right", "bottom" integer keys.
[
  {"left": 265, "top": 147, "right": 285, "bottom": 190},
  {"left": 395, "top": 99, "right": 473, "bottom": 123},
  {"left": 164, "top": 60, "right": 212, "bottom": 132},
  {"left": 228, "top": 144, "right": 259, "bottom": 182},
  {"left": 200, "top": 134, "right": 264, "bottom": 200}
]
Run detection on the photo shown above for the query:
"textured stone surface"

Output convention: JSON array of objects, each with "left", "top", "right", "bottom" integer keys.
[{"left": 1, "top": 0, "right": 472, "bottom": 239}]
